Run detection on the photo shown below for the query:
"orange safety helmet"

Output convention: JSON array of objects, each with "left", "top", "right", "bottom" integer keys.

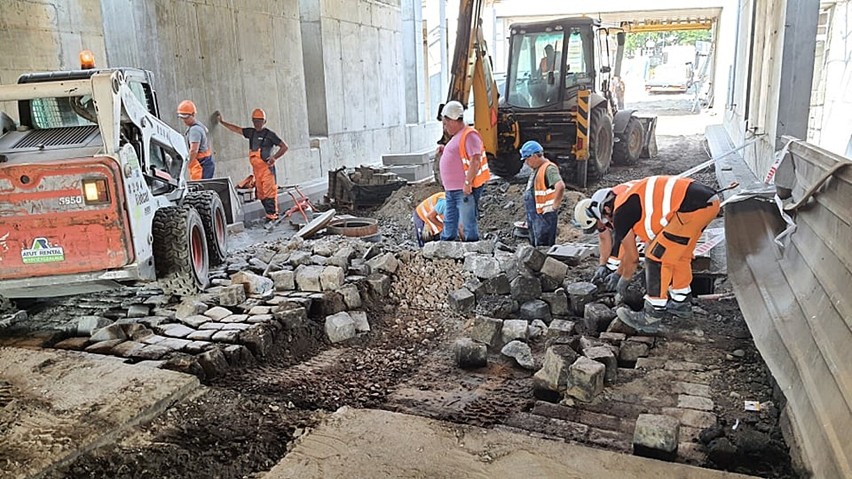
[
  {"left": 177, "top": 100, "right": 197, "bottom": 117},
  {"left": 251, "top": 108, "right": 266, "bottom": 120}
]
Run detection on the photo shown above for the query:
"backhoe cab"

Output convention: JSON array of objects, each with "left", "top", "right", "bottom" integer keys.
[
  {"left": 491, "top": 18, "right": 656, "bottom": 186},
  {"left": 0, "top": 64, "right": 234, "bottom": 303}
]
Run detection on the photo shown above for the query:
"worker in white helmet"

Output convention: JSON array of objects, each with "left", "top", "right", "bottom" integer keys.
[{"left": 574, "top": 181, "right": 637, "bottom": 286}]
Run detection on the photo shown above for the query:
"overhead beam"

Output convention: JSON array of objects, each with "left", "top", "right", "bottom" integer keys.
[{"left": 622, "top": 20, "right": 713, "bottom": 33}]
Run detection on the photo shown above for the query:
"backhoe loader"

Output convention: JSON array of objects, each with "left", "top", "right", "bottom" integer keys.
[{"left": 439, "top": 2, "right": 656, "bottom": 187}]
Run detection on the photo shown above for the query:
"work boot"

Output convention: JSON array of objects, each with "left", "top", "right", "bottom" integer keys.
[
  {"left": 665, "top": 299, "right": 693, "bottom": 319},
  {"left": 616, "top": 303, "right": 665, "bottom": 334}
]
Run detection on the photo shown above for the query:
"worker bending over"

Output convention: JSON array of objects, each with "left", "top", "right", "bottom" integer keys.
[
  {"left": 414, "top": 192, "right": 458, "bottom": 247},
  {"left": 217, "top": 109, "right": 289, "bottom": 222},
  {"left": 573, "top": 181, "right": 637, "bottom": 283},
  {"left": 604, "top": 176, "right": 720, "bottom": 333},
  {"left": 177, "top": 100, "right": 214, "bottom": 180},
  {"left": 520, "top": 141, "right": 565, "bottom": 247}
]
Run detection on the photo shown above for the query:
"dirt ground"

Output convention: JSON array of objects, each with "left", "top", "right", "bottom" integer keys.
[{"left": 21, "top": 100, "right": 796, "bottom": 479}]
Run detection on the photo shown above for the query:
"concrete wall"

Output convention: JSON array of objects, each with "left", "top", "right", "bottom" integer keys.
[
  {"left": 0, "top": 0, "right": 440, "bottom": 189},
  {"left": 723, "top": 0, "right": 818, "bottom": 180},
  {"left": 808, "top": 1, "right": 852, "bottom": 157},
  {"left": 99, "top": 0, "right": 314, "bottom": 184},
  {"left": 299, "top": 0, "right": 439, "bottom": 179},
  {"left": 0, "top": 0, "right": 107, "bottom": 119}
]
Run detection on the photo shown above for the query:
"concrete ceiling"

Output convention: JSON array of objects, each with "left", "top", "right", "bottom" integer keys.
[{"left": 502, "top": 8, "right": 721, "bottom": 31}]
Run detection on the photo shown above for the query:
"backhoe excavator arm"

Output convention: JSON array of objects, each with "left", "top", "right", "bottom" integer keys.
[{"left": 438, "top": 0, "right": 499, "bottom": 158}]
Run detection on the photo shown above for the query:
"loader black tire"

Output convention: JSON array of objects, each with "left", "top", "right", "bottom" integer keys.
[
  {"left": 153, "top": 206, "right": 209, "bottom": 296},
  {"left": 0, "top": 295, "right": 14, "bottom": 314},
  {"left": 489, "top": 151, "right": 523, "bottom": 179},
  {"left": 185, "top": 191, "right": 228, "bottom": 266},
  {"left": 588, "top": 107, "right": 613, "bottom": 180},
  {"left": 613, "top": 117, "right": 644, "bottom": 165}
]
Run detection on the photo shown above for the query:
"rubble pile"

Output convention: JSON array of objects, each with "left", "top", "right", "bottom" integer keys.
[
  {"left": 444, "top": 241, "right": 661, "bottom": 405},
  {"left": 49, "top": 236, "right": 406, "bottom": 381},
  {"left": 389, "top": 252, "right": 466, "bottom": 311}
]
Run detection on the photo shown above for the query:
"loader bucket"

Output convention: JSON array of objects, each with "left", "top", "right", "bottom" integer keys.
[{"left": 725, "top": 138, "right": 852, "bottom": 478}]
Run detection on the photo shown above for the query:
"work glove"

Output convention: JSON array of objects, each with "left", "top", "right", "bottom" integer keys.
[
  {"left": 615, "top": 276, "right": 630, "bottom": 298},
  {"left": 420, "top": 229, "right": 433, "bottom": 243},
  {"left": 591, "top": 265, "right": 610, "bottom": 284},
  {"left": 604, "top": 272, "right": 621, "bottom": 292}
]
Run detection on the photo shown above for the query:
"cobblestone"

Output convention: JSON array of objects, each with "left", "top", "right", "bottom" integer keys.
[
  {"left": 677, "top": 394, "right": 714, "bottom": 411},
  {"left": 661, "top": 407, "right": 718, "bottom": 429}
]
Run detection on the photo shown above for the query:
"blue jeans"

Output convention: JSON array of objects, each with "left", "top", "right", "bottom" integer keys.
[
  {"left": 440, "top": 189, "right": 479, "bottom": 242},
  {"left": 200, "top": 155, "right": 215, "bottom": 179},
  {"left": 524, "top": 188, "right": 558, "bottom": 246},
  {"left": 412, "top": 211, "right": 427, "bottom": 247}
]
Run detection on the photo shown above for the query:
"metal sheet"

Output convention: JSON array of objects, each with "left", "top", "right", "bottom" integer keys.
[{"left": 725, "top": 138, "right": 852, "bottom": 478}]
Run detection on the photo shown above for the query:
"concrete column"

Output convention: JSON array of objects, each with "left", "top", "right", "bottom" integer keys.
[
  {"left": 403, "top": 0, "right": 426, "bottom": 124},
  {"left": 300, "top": 0, "right": 328, "bottom": 136},
  {"left": 776, "top": 0, "right": 818, "bottom": 147},
  {"left": 439, "top": 0, "right": 448, "bottom": 101}
]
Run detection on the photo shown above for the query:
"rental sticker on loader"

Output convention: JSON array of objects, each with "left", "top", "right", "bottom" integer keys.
[{"left": 21, "top": 238, "right": 65, "bottom": 264}]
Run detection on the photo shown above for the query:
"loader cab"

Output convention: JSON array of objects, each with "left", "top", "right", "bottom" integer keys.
[
  {"left": 505, "top": 19, "right": 596, "bottom": 110},
  {"left": 13, "top": 68, "right": 183, "bottom": 194}
]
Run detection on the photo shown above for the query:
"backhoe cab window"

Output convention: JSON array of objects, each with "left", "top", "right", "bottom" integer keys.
[
  {"left": 29, "top": 96, "right": 96, "bottom": 129},
  {"left": 506, "top": 28, "right": 588, "bottom": 109}
]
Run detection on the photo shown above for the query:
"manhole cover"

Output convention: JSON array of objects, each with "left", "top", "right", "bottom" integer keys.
[{"left": 326, "top": 218, "right": 379, "bottom": 237}]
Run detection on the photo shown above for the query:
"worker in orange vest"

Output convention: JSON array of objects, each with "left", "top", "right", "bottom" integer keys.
[
  {"left": 437, "top": 100, "right": 490, "bottom": 242},
  {"left": 413, "top": 192, "right": 450, "bottom": 247},
  {"left": 520, "top": 140, "right": 565, "bottom": 247},
  {"left": 603, "top": 176, "right": 721, "bottom": 333},
  {"left": 217, "top": 109, "right": 289, "bottom": 221},
  {"left": 177, "top": 100, "right": 214, "bottom": 180},
  {"left": 573, "top": 181, "right": 638, "bottom": 283}
]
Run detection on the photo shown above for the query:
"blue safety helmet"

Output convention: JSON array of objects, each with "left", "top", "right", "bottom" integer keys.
[{"left": 520, "top": 140, "right": 544, "bottom": 160}]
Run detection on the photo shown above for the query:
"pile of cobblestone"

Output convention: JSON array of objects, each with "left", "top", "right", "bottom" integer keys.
[
  {"left": 50, "top": 236, "right": 403, "bottom": 381},
  {"left": 442, "top": 241, "right": 658, "bottom": 404}
]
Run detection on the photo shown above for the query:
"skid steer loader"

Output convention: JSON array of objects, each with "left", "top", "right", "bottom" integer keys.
[{"left": 0, "top": 62, "right": 232, "bottom": 303}]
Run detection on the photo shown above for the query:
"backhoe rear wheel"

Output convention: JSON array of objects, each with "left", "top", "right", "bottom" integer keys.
[
  {"left": 489, "top": 151, "right": 523, "bottom": 179},
  {"left": 587, "top": 107, "right": 613, "bottom": 180},
  {"left": 613, "top": 117, "right": 644, "bottom": 165},
  {"left": 153, "top": 206, "right": 209, "bottom": 296},
  {"left": 185, "top": 191, "right": 228, "bottom": 266}
]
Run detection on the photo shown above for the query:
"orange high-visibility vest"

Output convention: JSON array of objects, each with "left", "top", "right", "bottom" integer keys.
[
  {"left": 458, "top": 127, "right": 490, "bottom": 188},
  {"left": 416, "top": 192, "right": 445, "bottom": 234},
  {"left": 614, "top": 175, "right": 692, "bottom": 243},
  {"left": 611, "top": 180, "right": 637, "bottom": 196},
  {"left": 533, "top": 160, "right": 559, "bottom": 214}
]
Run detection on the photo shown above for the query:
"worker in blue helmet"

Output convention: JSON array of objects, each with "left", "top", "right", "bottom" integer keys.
[{"left": 520, "top": 140, "right": 566, "bottom": 246}]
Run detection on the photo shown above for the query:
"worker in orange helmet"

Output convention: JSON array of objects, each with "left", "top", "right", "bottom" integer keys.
[
  {"left": 177, "top": 100, "right": 215, "bottom": 180},
  {"left": 216, "top": 108, "right": 289, "bottom": 222}
]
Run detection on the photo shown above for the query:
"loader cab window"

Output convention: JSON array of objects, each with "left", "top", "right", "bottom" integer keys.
[
  {"left": 27, "top": 96, "right": 97, "bottom": 129},
  {"left": 506, "top": 30, "right": 564, "bottom": 108},
  {"left": 563, "top": 29, "right": 590, "bottom": 89},
  {"left": 146, "top": 141, "right": 181, "bottom": 195}
]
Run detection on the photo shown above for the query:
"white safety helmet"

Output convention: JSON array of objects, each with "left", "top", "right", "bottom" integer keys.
[
  {"left": 589, "top": 187, "right": 615, "bottom": 223},
  {"left": 573, "top": 198, "right": 597, "bottom": 232}
]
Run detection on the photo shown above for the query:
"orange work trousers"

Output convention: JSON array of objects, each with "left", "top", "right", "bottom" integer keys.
[
  {"left": 189, "top": 158, "right": 203, "bottom": 180},
  {"left": 644, "top": 198, "right": 720, "bottom": 306},
  {"left": 249, "top": 149, "right": 278, "bottom": 220}
]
